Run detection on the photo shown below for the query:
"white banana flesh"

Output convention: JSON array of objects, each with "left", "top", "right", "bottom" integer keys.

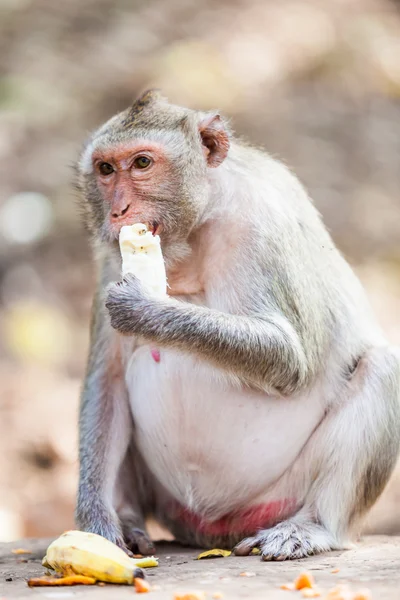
[
  {"left": 42, "top": 530, "right": 158, "bottom": 584},
  {"left": 119, "top": 223, "right": 167, "bottom": 298}
]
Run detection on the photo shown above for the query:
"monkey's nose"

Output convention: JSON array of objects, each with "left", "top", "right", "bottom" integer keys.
[{"left": 111, "top": 202, "right": 131, "bottom": 220}]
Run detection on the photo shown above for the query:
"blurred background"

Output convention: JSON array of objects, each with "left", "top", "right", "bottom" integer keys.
[{"left": 1, "top": 0, "right": 400, "bottom": 542}]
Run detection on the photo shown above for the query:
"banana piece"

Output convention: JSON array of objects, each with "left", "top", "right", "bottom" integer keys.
[
  {"left": 42, "top": 530, "right": 158, "bottom": 584},
  {"left": 119, "top": 223, "right": 167, "bottom": 298}
]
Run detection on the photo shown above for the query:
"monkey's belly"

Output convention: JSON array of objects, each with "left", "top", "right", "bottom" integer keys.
[{"left": 125, "top": 345, "right": 325, "bottom": 520}]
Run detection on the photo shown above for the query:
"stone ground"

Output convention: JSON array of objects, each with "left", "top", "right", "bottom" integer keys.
[{"left": 1, "top": 537, "right": 399, "bottom": 599}]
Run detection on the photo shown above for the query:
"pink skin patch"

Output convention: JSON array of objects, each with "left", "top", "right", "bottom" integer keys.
[
  {"left": 174, "top": 500, "right": 296, "bottom": 536},
  {"left": 151, "top": 349, "right": 161, "bottom": 362}
]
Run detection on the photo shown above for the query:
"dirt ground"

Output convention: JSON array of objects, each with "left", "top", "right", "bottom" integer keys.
[{"left": 1, "top": 536, "right": 399, "bottom": 599}]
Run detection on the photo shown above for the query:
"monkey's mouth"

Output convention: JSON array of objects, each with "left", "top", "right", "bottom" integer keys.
[
  {"left": 109, "top": 219, "right": 162, "bottom": 242},
  {"left": 145, "top": 221, "right": 162, "bottom": 236}
]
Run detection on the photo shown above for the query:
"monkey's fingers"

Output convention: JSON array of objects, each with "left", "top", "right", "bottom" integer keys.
[
  {"left": 122, "top": 526, "right": 156, "bottom": 556},
  {"left": 115, "top": 536, "right": 135, "bottom": 558}
]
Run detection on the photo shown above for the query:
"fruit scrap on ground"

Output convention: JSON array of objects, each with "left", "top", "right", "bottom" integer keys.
[
  {"left": 353, "top": 592, "right": 372, "bottom": 600},
  {"left": 281, "top": 583, "right": 296, "bottom": 591},
  {"left": 281, "top": 571, "right": 320, "bottom": 595},
  {"left": 326, "top": 586, "right": 372, "bottom": 600},
  {"left": 197, "top": 549, "right": 232, "bottom": 559},
  {"left": 295, "top": 572, "right": 315, "bottom": 590},
  {"left": 39, "top": 530, "right": 157, "bottom": 585},
  {"left": 301, "top": 589, "right": 321, "bottom": 598},
  {"left": 174, "top": 592, "right": 206, "bottom": 600},
  {"left": 28, "top": 575, "right": 96, "bottom": 587},
  {"left": 135, "top": 578, "right": 152, "bottom": 593}
]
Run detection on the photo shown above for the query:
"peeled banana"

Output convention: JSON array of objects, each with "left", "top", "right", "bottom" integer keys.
[
  {"left": 42, "top": 530, "right": 158, "bottom": 584},
  {"left": 119, "top": 222, "right": 167, "bottom": 298}
]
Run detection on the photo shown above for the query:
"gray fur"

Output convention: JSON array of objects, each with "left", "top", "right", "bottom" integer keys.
[
  {"left": 75, "top": 92, "right": 400, "bottom": 558},
  {"left": 105, "top": 273, "right": 308, "bottom": 395}
]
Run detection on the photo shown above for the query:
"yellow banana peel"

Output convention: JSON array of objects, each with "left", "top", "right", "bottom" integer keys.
[{"left": 42, "top": 530, "right": 158, "bottom": 584}]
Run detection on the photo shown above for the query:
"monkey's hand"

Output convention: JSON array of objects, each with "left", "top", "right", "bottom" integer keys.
[{"left": 105, "top": 274, "right": 154, "bottom": 335}]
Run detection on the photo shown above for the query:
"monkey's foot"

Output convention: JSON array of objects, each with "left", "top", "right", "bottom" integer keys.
[
  {"left": 122, "top": 525, "right": 156, "bottom": 555},
  {"left": 76, "top": 502, "right": 135, "bottom": 557},
  {"left": 233, "top": 519, "right": 336, "bottom": 561}
]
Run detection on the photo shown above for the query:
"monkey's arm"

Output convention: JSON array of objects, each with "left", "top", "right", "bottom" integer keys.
[
  {"left": 106, "top": 274, "right": 311, "bottom": 395},
  {"left": 76, "top": 266, "right": 133, "bottom": 546}
]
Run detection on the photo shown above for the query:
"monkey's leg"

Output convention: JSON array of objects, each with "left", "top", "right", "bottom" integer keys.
[
  {"left": 76, "top": 286, "right": 134, "bottom": 551},
  {"left": 234, "top": 346, "right": 400, "bottom": 560},
  {"left": 115, "top": 443, "right": 156, "bottom": 555}
]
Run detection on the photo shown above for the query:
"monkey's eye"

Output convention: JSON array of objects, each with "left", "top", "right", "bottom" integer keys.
[
  {"left": 134, "top": 156, "right": 152, "bottom": 169},
  {"left": 98, "top": 162, "right": 114, "bottom": 176}
]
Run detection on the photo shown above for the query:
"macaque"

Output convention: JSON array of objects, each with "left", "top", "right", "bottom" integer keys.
[{"left": 75, "top": 90, "right": 400, "bottom": 560}]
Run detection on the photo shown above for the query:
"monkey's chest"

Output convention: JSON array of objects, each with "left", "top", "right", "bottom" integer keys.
[{"left": 124, "top": 345, "right": 324, "bottom": 518}]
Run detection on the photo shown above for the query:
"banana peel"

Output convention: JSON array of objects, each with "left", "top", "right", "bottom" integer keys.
[
  {"left": 28, "top": 575, "right": 96, "bottom": 587},
  {"left": 40, "top": 530, "right": 158, "bottom": 585}
]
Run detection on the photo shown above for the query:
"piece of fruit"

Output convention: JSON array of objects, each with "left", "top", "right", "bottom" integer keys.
[
  {"left": 280, "top": 583, "right": 295, "bottom": 591},
  {"left": 197, "top": 549, "right": 232, "bottom": 559},
  {"left": 353, "top": 591, "right": 372, "bottom": 600},
  {"left": 28, "top": 575, "right": 96, "bottom": 586},
  {"left": 42, "top": 530, "right": 158, "bottom": 584},
  {"left": 174, "top": 593, "right": 206, "bottom": 600},
  {"left": 301, "top": 588, "right": 321, "bottom": 598},
  {"left": 325, "top": 585, "right": 353, "bottom": 600},
  {"left": 135, "top": 578, "right": 152, "bottom": 593},
  {"left": 294, "top": 572, "right": 315, "bottom": 590},
  {"left": 119, "top": 223, "right": 167, "bottom": 298}
]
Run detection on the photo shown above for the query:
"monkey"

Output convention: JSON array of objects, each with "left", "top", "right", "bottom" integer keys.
[{"left": 74, "top": 89, "right": 400, "bottom": 560}]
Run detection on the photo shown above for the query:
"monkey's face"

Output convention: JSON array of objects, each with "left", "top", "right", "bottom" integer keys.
[{"left": 77, "top": 94, "right": 230, "bottom": 250}]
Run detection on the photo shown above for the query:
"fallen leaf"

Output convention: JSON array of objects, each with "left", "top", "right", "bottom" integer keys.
[
  {"left": 212, "top": 593, "right": 223, "bottom": 599},
  {"left": 250, "top": 547, "right": 261, "bottom": 555},
  {"left": 239, "top": 572, "right": 256, "bottom": 577},
  {"left": 12, "top": 548, "right": 32, "bottom": 555},
  {"left": 197, "top": 549, "right": 231, "bottom": 559},
  {"left": 331, "top": 569, "right": 340, "bottom": 574}
]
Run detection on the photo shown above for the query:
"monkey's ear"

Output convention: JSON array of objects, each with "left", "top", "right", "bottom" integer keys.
[
  {"left": 198, "top": 114, "right": 230, "bottom": 168},
  {"left": 131, "top": 89, "right": 166, "bottom": 109}
]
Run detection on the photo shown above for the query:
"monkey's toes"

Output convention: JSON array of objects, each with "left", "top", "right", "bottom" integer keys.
[
  {"left": 124, "top": 527, "right": 156, "bottom": 556},
  {"left": 233, "top": 536, "right": 258, "bottom": 556},
  {"left": 235, "top": 520, "right": 335, "bottom": 561},
  {"left": 115, "top": 536, "right": 135, "bottom": 557}
]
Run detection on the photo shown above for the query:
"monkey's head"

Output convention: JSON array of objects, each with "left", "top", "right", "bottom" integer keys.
[{"left": 76, "top": 90, "right": 230, "bottom": 251}]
